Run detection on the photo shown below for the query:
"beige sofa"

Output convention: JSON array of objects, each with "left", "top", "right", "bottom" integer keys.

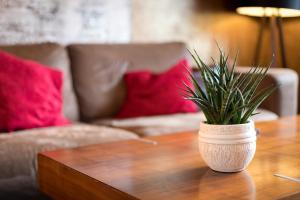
[{"left": 0, "top": 42, "right": 298, "bottom": 199}]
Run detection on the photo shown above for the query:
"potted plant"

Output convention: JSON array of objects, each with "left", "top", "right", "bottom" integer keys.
[{"left": 184, "top": 47, "right": 277, "bottom": 172}]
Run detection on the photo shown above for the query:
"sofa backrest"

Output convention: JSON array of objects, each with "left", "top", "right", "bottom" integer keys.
[
  {"left": 67, "top": 42, "right": 188, "bottom": 121},
  {"left": 0, "top": 43, "right": 79, "bottom": 121}
]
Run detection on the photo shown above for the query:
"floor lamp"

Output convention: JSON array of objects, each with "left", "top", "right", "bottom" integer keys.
[{"left": 235, "top": 0, "right": 300, "bottom": 68}]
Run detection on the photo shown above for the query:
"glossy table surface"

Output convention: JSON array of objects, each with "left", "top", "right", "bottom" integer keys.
[{"left": 38, "top": 116, "right": 300, "bottom": 200}]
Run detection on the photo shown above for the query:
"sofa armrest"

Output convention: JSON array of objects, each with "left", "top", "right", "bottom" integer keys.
[{"left": 235, "top": 67, "right": 298, "bottom": 117}]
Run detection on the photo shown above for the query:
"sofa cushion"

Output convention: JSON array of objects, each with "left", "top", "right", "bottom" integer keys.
[
  {"left": 93, "top": 109, "right": 278, "bottom": 137},
  {"left": 0, "top": 50, "right": 69, "bottom": 132},
  {"left": 68, "top": 42, "right": 188, "bottom": 121},
  {"left": 0, "top": 124, "right": 138, "bottom": 180},
  {"left": 0, "top": 43, "right": 79, "bottom": 121},
  {"left": 116, "top": 59, "right": 197, "bottom": 118}
]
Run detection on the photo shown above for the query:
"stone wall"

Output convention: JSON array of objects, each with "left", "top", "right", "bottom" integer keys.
[
  {"left": 132, "top": 0, "right": 218, "bottom": 62},
  {"left": 0, "top": 0, "right": 131, "bottom": 44}
]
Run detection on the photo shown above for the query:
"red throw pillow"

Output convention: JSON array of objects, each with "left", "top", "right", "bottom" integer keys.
[
  {"left": 116, "top": 59, "right": 197, "bottom": 118},
  {"left": 0, "top": 50, "right": 70, "bottom": 132}
]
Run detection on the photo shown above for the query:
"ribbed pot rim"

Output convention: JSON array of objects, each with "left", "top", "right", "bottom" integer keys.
[
  {"left": 199, "top": 121, "right": 255, "bottom": 134},
  {"left": 198, "top": 120, "right": 256, "bottom": 144},
  {"left": 199, "top": 120, "right": 253, "bottom": 128},
  {"left": 198, "top": 136, "right": 256, "bottom": 144}
]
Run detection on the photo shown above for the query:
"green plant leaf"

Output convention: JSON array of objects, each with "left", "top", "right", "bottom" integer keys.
[{"left": 184, "top": 45, "right": 277, "bottom": 125}]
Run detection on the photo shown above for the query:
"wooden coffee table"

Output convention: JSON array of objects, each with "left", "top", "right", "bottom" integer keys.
[{"left": 38, "top": 116, "right": 300, "bottom": 200}]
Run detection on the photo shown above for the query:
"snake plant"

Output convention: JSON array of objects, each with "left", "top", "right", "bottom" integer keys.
[{"left": 183, "top": 47, "right": 277, "bottom": 125}]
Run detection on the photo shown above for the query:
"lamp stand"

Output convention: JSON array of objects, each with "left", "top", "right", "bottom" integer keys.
[
  {"left": 277, "top": 16, "right": 288, "bottom": 68},
  {"left": 254, "top": 16, "right": 288, "bottom": 68},
  {"left": 254, "top": 16, "right": 266, "bottom": 66}
]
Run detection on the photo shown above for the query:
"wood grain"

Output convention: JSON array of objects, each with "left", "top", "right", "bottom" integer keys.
[{"left": 38, "top": 116, "right": 300, "bottom": 200}]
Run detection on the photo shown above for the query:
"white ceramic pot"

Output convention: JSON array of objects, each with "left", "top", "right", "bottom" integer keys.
[{"left": 198, "top": 121, "right": 256, "bottom": 173}]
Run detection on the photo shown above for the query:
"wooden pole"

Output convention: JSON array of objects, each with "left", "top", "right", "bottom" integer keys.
[
  {"left": 277, "top": 16, "right": 288, "bottom": 68},
  {"left": 270, "top": 15, "right": 278, "bottom": 67},
  {"left": 254, "top": 16, "right": 267, "bottom": 66}
]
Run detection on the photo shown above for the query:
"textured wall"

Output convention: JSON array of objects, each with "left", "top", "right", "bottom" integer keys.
[
  {"left": 0, "top": 0, "right": 131, "bottom": 44},
  {"left": 132, "top": 0, "right": 215, "bottom": 62}
]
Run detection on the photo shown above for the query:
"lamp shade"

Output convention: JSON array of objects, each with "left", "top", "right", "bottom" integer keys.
[{"left": 236, "top": 0, "right": 300, "bottom": 17}]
